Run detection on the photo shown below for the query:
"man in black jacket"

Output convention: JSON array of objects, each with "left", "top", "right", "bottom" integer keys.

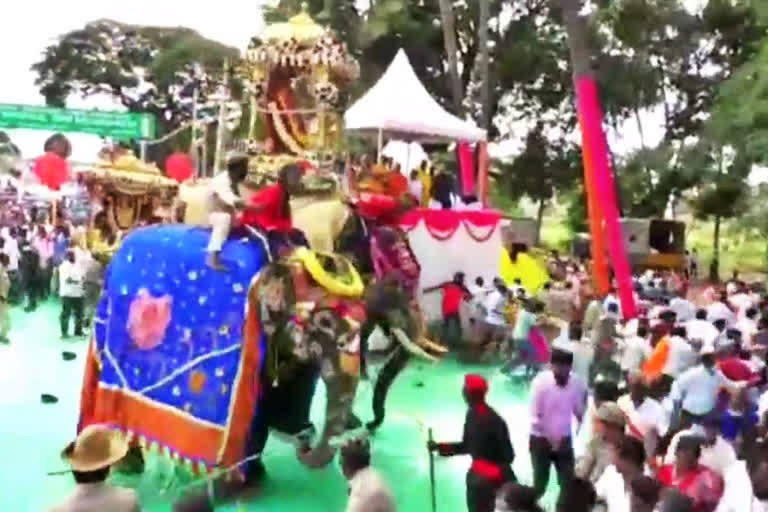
[
  {"left": 19, "top": 240, "right": 40, "bottom": 312},
  {"left": 428, "top": 374, "right": 516, "bottom": 512}
]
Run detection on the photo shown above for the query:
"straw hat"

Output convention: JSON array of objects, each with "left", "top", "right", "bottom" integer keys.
[
  {"left": 62, "top": 425, "right": 128, "bottom": 472},
  {"left": 595, "top": 402, "right": 626, "bottom": 428}
]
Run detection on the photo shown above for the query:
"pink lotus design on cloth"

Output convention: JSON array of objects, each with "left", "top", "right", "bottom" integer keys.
[{"left": 127, "top": 289, "right": 173, "bottom": 350}]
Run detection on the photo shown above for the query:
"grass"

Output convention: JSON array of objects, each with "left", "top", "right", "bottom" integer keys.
[{"left": 534, "top": 213, "right": 767, "bottom": 279}]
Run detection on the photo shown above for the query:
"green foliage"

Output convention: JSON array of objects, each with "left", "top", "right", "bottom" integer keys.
[
  {"left": 497, "top": 124, "right": 581, "bottom": 205},
  {"left": 31, "top": 20, "right": 239, "bottom": 132},
  {"left": 689, "top": 143, "right": 751, "bottom": 223}
]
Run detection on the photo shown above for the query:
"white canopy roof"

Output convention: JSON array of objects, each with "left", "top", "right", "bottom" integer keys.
[{"left": 344, "top": 49, "right": 486, "bottom": 143}]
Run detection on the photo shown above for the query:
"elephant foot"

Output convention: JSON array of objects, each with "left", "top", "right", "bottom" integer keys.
[
  {"left": 114, "top": 445, "right": 145, "bottom": 475},
  {"left": 366, "top": 418, "right": 383, "bottom": 432},
  {"left": 173, "top": 474, "right": 262, "bottom": 511},
  {"left": 346, "top": 414, "right": 363, "bottom": 430}
]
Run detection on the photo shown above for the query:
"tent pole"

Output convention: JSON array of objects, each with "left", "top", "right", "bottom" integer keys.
[
  {"left": 405, "top": 142, "right": 411, "bottom": 173},
  {"left": 377, "top": 128, "right": 383, "bottom": 163}
]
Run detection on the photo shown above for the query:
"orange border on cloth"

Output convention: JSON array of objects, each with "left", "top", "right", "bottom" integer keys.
[{"left": 78, "top": 292, "right": 263, "bottom": 468}]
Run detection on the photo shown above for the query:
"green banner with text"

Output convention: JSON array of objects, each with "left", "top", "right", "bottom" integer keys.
[{"left": 0, "top": 103, "right": 156, "bottom": 140}]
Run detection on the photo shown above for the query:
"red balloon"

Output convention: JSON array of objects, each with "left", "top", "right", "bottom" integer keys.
[
  {"left": 165, "top": 152, "right": 194, "bottom": 183},
  {"left": 33, "top": 152, "right": 69, "bottom": 191}
]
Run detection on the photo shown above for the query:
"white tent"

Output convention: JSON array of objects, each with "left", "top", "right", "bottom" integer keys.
[{"left": 344, "top": 49, "right": 486, "bottom": 143}]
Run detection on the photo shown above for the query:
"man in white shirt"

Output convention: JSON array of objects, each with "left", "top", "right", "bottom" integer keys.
[
  {"left": 663, "top": 326, "right": 697, "bottom": 379},
  {"left": 49, "top": 425, "right": 140, "bottom": 512},
  {"left": 669, "top": 292, "right": 695, "bottom": 323},
  {"left": 715, "top": 460, "right": 754, "bottom": 512},
  {"left": 341, "top": 439, "right": 396, "bottom": 512},
  {"left": 686, "top": 309, "right": 719, "bottom": 345},
  {"left": 620, "top": 325, "right": 652, "bottom": 374},
  {"left": 59, "top": 249, "right": 85, "bottom": 338},
  {"left": 206, "top": 154, "right": 248, "bottom": 270},
  {"left": 670, "top": 344, "right": 743, "bottom": 428},
  {"left": 594, "top": 435, "right": 646, "bottom": 512},
  {"left": 736, "top": 307, "right": 759, "bottom": 346},
  {"left": 664, "top": 414, "right": 737, "bottom": 477},
  {"left": 618, "top": 373, "right": 668, "bottom": 459},
  {"left": 708, "top": 292, "right": 737, "bottom": 327}
]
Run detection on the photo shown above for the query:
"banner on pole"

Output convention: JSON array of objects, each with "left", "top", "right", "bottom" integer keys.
[{"left": 0, "top": 103, "right": 156, "bottom": 140}]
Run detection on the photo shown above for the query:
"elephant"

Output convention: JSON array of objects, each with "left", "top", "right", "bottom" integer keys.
[{"left": 76, "top": 224, "right": 425, "bottom": 505}]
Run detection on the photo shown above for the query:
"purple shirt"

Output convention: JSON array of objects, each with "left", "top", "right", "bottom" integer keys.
[{"left": 530, "top": 370, "right": 587, "bottom": 441}]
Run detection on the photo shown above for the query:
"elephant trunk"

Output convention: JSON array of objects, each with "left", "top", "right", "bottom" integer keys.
[{"left": 297, "top": 370, "right": 358, "bottom": 468}]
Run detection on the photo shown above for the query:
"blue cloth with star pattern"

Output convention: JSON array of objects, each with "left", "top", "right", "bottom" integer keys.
[{"left": 94, "top": 225, "right": 267, "bottom": 427}]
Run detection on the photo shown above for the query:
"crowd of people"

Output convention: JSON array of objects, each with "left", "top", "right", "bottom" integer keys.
[
  {"left": 0, "top": 205, "right": 105, "bottom": 342},
  {"left": 412, "top": 256, "right": 768, "bottom": 512},
  {"left": 23, "top": 154, "right": 768, "bottom": 512}
]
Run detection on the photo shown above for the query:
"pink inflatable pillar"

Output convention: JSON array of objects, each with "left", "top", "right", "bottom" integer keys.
[
  {"left": 476, "top": 142, "right": 489, "bottom": 207},
  {"left": 575, "top": 77, "right": 636, "bottom": 319},
  {"left": 457, "top": 142, "right": 476, "bottom": 196}
]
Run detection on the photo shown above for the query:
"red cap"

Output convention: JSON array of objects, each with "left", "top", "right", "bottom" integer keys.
[{"left": 464, "top": 374, "right": 488, "bottom": 394}]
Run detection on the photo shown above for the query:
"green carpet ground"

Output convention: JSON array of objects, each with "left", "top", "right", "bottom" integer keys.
[{"left": 0, "top": 300, "right": 560, "bottom": 511}]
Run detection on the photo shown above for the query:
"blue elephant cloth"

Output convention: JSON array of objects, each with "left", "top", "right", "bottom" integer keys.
[{"left": 87, "top": 225, "right": 267, "bottom": 466}]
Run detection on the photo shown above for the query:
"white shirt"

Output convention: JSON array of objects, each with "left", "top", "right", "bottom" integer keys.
[
  {"left": 2, "top": 234, "right": 19, "bottom": 271},
  {"left": 664, "top": 426, "right": 737, "bottom": 476},
  {"left": 686, "top": 318, "right": 720, "bottom": 345},
  {"left": 715, "top": 461, "right": 754, "bottom": 512},
  {"left": 670, "top": 365, "right": 739, "bottom": 416},
  {"left": 408, "top": 179, "right": 422, "bottom": 200},
  {"left": 730, "top": 293, "right": 754, "bottom": 315},
  {"left": 670, "top": 297, "right": 696, "bottom": 323},
  {"left": 209, "top": 171, "right": 238, "bottom": 208},
  {"left": 59, "top": 259, "right": 84, "bottom": 298},
  {"left": 663, "top": 336, "right": 696, "bottom": 378},
  {"left": 620, "top": 335, "right": 652, "bottom": 372},
  {"left": 758, "top": 390, "right": 768, "bottom": 424},
  {"left": 48, "top": 482, "right": 139, "bottom": 512},
  {"left": 617, "top": 394, "right": 668, "bottom": 438},
  {"left": 708, "top": 301, "right": 737, "bottom": 326},
  {"left": 736, "top": 317, "right": 758, "bottom": 345},
  {"left": 484, "top": 290, "right": 507, "bottom": 326},
  {"left": 346, "top": 467, "right": 396, "bottom": 512},
  {"left": 595, "top": 464, "right": 630, "bottom": 512}
]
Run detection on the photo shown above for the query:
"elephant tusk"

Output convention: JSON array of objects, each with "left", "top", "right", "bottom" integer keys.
[
  {"left": 421, "top": 338, "right": 449, "bottom": 354},
  {"left": 392, "top": 328, "right": 438, "bottom": 362}
]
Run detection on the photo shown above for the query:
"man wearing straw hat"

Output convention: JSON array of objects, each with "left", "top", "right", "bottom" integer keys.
[{"left": 48, "top": 424, "right": 139, "bottom": 512}]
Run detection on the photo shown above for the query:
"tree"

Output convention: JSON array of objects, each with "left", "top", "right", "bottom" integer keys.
[
  {"left": 498, "top": 123, "right": 581, "bottom": 245},
  {"left": 32, "top": 20, "right": 239, "bottom": 134},
  {"left": 689, "top": 143, "right": 751, "bottom": 280},
  {"left": 711, "top": 37, "right": 768, "bottom": 165}
]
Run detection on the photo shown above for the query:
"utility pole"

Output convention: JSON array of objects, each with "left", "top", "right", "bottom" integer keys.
[{"left": 213, "top": 59, "right": 230, "bottom": 177}]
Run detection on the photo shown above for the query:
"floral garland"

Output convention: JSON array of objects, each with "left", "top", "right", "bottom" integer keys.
[
  {"left": 399, "top": 210, "right": 501, "bottom": 243},
  {"left": 268, "top": 102, "right": 309, "bottom": 157}
]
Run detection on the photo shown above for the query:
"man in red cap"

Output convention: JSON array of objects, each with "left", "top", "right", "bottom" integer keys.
[{"left": 428, "top": 374, "right": 516, "bottom": 512}]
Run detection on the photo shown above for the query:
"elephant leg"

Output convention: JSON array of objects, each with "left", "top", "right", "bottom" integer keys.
[
  {"left": 243, "top": 393, "right": 271, "bottom": 484},
  {"left": 359, "top": 315, "right": 391, "bottom": 379},
  {"left": 367, "top": 346, "right": 409, "bottom": 431}
]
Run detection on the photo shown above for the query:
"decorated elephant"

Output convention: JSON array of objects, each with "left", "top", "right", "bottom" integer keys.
[{"left": 77, "top": 225, "right": 425, "bottom": 502}]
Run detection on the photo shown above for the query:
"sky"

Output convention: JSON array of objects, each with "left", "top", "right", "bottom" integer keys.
[
  {"left": 0, "top": 0, "right": 270, "bottom": 160},
  {"left": 2, "top": 0, "right": 763, "bottom": 184}
]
